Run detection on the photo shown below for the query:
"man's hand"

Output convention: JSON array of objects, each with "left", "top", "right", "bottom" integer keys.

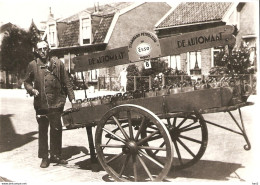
[
  {"left": 32, "top": 89, "right": 39, "bottom": 97},
  {"left": 71, "top": 99, "right": 76, "bottom": 107}
]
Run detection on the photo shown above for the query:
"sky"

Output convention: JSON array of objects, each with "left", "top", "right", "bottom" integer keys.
[
  {"left": 0, "top": 0, "right": 176, "bottom": 30},
  {"left": 0, "top": 0, "right": 258, "bottom": 30},
  {"left": 0, "top": 0, "right": 116, "bottom": 29}
]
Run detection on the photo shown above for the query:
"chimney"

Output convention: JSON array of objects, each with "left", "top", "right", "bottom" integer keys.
[
  {"left": 94, "top": 2, "right": 100, "bottom": 13},
  {"left": 97, "top": 2, "right": 99, "bottom": 12},
  {"left": 48, "top": 7, "right": 54, "bottom": 19}
]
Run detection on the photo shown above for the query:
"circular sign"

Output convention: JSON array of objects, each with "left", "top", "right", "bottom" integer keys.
[
  {"left": 128, "top": 31, "right": 161, "bottom": 62},
  {"left": 136, "top": 43, "right": 151, "bottom": 56}
]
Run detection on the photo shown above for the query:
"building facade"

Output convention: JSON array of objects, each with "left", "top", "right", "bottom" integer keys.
[
  {"left": 155, "top": 2, "right": 258, "bottom": 76},
  {"left": 42, "top": 2, "right": 171, "bottom": 86}
]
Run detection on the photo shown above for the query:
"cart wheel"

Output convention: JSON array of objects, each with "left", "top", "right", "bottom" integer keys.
[
  {"left": 142, "top": 111, "right": 208, "bottom": 170},
  {"left": 95, "top": 104, "right": 173, "bottom": 182}
]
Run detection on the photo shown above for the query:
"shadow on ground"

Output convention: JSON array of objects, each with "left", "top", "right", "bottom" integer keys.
[
  {"left": 0, "top": 176, "right": 12, "bottom": 182},
  {"left": 167, "top": 158, "right": 245, "bottom": 181},
  {"left": 61, "top": 146, "right": 89, "bottom": 160},
  {"left": 0, "top": 114, "right": 37, "bottom": 153},
  {"left": 56, "top": 148, "right": 244, "bottom": 182},
  {"left": 99, "top": 155, "right": 245, "bottom": 182},
  {"left": 60, "top": 146, "right": 102, "bottom": 171}
]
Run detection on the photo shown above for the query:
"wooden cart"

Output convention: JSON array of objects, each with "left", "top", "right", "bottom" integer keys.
[{"left": 61, "top": 26, "right": 254, "bottom": 182}]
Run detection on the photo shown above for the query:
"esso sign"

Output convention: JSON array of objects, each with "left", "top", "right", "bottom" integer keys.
[{"left": 136, "top": 43, "right": 151, "bottom": 56}]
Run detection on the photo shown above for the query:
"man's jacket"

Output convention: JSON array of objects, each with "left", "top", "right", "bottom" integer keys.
[{"left": 24, "top": 57, "right": 75, "bottom": 111}]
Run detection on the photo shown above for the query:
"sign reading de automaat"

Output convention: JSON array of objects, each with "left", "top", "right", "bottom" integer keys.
[
  {"left": 159, "top": 25, "right": 236, "bottom": 56},
  {"left": 72, "top": 26, "right": 236, "bottom": 72},
  {"left": 73, "top": 46, "right": 129, "bottom": 72}
]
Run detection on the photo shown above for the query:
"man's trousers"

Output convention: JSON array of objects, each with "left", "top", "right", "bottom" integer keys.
[{"left": 36, "top": 108, "right": 63, "bottom": 159}]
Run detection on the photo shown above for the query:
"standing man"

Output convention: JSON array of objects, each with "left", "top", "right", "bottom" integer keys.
[
  {"left": 24, "top": 40, "right": 75, "bottom": 168},
  {"left": 118, "top": 67, "right": 128, "bottom": 92}
]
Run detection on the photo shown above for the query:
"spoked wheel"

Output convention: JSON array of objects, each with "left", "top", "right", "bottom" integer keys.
[
  {"left": 142, "top": 111, "right": 208, "bottom": 170},
  {"left": 95, "top": 104, "right": 173, "bottom": 182}
]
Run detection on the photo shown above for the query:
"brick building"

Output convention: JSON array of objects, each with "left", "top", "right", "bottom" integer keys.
[
  {"left": 42, "top": 2, "right": 171, "bottom": 86},
  {"left": 155, "top": 2, "right": 258, "bottom": 75}
]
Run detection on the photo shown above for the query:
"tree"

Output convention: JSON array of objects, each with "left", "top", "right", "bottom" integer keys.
[
  {"left": 139, "top": 58, "right": 168, "bottom": 90},
  {"left": 126, "top": 64, "right": 140, "bottom": 91},
  {"left": 0, "top": 26, "right": 37, "bottom": 88},
  {"left": 140, "top": 58, "right": 168, "bottom": 77},
  {"left": 210, "top": 41, "right": 256, "bottom": 75}
]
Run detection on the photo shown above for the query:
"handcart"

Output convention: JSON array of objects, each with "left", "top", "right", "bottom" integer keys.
[{"left": 61, "top": 27, "right": 255, "bottom": 182}]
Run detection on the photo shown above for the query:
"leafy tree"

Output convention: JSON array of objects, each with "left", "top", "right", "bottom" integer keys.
[
  {"left": 139, "top": 58, "right": 168, "bottom": 90},
  {"left": 209, "top": 42, "right": 257, "bottom": 94},
  {"left": 210, "top": 41, "right": 256, "bottom": 75},
  {"left": 1, "top": 26, "right": 37, "bottom": 88},
  {"left": 140, "top": 58, "right": 168, "bottom": 77},
  {"left": 126, "top": 64, "right": 140, "bottom": 91}
]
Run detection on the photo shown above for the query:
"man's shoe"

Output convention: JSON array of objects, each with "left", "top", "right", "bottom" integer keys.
[
  {"left": 50, "top": 156, "right": 68, "bottom": 164},
  {"left": 40, "top": 158, "right": 49, "bottom": 168}
]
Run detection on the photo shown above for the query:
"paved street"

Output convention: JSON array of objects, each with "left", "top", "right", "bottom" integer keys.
[{"left": 0, "top": 89, "right": 259, "bottom": 184}]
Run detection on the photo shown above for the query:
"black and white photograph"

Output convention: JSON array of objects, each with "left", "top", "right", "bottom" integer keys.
[{"left": 0, "top": 0, "right": 259, "bottom": 183}]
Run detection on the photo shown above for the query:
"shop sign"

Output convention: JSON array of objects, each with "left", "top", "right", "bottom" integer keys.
[
  {"left": 159, "top": 25, "right": 236, "bottom": 56},
  {"left": 144, "top": 60, "right": 152, "bottom": 69},
  {"left": 136, "top": 43, "right": 151, "bottom": 56},
  {"left": 128, "top": 31, "right": 161, "bottom": 62},
  {"left": 73, "top": 46, "right": 129, "bottom": 72}
]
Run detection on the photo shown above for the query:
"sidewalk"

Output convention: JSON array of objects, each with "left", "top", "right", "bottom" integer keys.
[
  {"left": 0, "top": 89, "right": 119, "bottom": 183},
  {"left": 0, "top": 88, "right": 119, "bottom": 99}
]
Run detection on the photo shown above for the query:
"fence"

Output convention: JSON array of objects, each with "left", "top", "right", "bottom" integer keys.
[
  {"left": 96, "top": 74, "right": 256, "bottom": 95},
  {"left": 127, "top": 74, "right": 256, "bottom": 94},
  {"left": 97, "top": 76, "right": 120, "bottom": 91}
]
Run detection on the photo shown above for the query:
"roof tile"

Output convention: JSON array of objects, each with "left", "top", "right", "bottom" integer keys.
[
  {"left": 157, "top": 2, "right": 232, "bottom": 28},
  {"left": 61, "top": 2, "right": 133, "bottom": 23},
  {"left": 57, "top": 2, "right": 133, "bottom": 47},
  {"left": 58, "top": 21, "right": 80, "bottom": 47},
  {"left": 93, "top": 15, "right": 114, "bottom": 44}
]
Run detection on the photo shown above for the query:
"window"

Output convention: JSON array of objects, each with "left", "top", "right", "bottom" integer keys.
[
  {"left": 82, "top": 18, "right": 91, "bottom": 44},
  {"left": 213, "top": 47, "right": 225, "bottom": 66},
  {"left": 49, "top": 24, "right": 56, "bottom": 47},
  {"left": 88, "top": 69, "right": 99, "bottom": 81},
  {"left": 189, "top": 51, "right": 201, "bottom": 69},
  {"left": 242, "top": 38, "right": 257, "bottom": 66},
  {"left": 189, "top": 51, "right": 201, "bottom": 75},
  {"left": 75, "top": 72, "right": 82, "bottom": 80},
  {"left": 169, "top": 55, "right": 181, "bottom": 70}
]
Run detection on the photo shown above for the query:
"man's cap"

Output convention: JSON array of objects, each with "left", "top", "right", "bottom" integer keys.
[{"left": 37, "top": 41, "right": 48, "bottom": 49}]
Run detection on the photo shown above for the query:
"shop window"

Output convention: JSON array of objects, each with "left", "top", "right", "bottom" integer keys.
[
  {"left": 82, "top": 17, "right": 91, "bottom": 45},
  {"left": 169, "top": 55, "right": 181, "bottom": 70},
  {"left": 189, "top": 51, "right": 201, "bottom": 75}
]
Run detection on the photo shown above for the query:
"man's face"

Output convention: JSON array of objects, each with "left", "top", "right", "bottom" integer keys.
[{"left": 36, "top": 41, "right": 49, "bottom": 60}]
